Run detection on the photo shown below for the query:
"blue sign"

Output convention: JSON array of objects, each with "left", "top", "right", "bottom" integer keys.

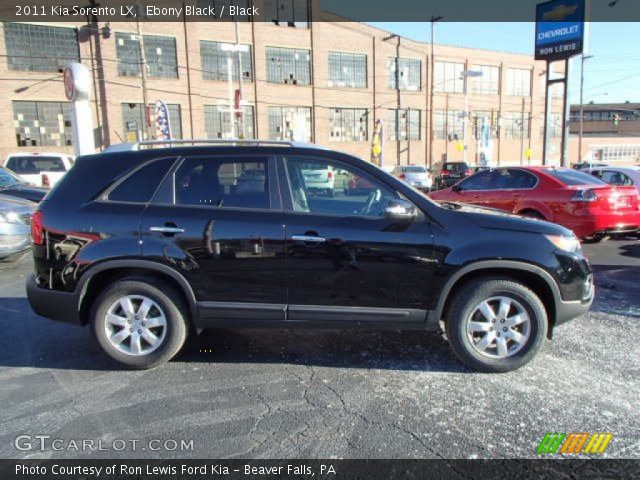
[{"left": 535, "top": 0, "right": 585, "bottom": 61}]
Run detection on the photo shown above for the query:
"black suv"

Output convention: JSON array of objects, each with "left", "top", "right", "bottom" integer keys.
[{"left": 27, "top": 140, "right": 594, "bottom": 372}]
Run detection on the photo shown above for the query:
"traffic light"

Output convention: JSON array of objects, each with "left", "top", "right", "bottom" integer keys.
[{"left": 613, "top": 113, "right": 620, "bottom": 126}]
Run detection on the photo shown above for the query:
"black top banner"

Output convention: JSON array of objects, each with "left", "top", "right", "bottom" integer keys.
[
  {"left": 0, "top": 0, "right": 639, "bottom": 22},
  {"left": 3, "top": 459, "right": 640, "bottom": 480}
]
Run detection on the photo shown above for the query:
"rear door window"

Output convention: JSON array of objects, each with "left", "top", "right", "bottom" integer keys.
[
  {"left": 173, "top": 156, "right": 270, "bottom": 210},
  {"left": 107, "top": 157, "right": 176, "bottom": 203},
  {"left": 6, "top": 156, "right": 66, "bottom": 174}
]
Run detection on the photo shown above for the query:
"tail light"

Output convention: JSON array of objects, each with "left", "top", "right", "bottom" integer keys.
[
  {"left": 327, "top": 171, "right": 333, "bottom": 179},
  {"left": 41, "top": 174, "right": 50, "bottom": 188},
  {"left": 441, "top": 171, "right": 450, "bottom": 177},
  {"left": 399, "top": 173, "right": 406, "bottom": 179},
  {"left": 465, "top": 169, "right": 474, "bottom": 176},
  {"left": 31, "top": 210, "right": 44, "bottom": 245},
  {"left": 570, "top": 189, "right": 598, "bottom": 202}
]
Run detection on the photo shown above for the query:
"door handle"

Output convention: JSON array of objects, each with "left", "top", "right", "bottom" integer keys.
[
  {"left": 291, "top": 235, "right": 326, "bottom": 243},
  {"left": 150, "top": 226, "right": 185, "bottom": 234}
]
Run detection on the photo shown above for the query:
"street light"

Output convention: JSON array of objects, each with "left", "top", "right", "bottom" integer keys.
[
  {"left": 578, "top": 54, "right": 594, "bottom": 164},
  {"left": 460, "top": 69, "right": 483, "bottom": 163}
]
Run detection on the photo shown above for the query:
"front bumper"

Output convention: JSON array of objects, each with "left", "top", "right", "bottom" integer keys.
[
  {"left": 26, "top": 274, "right": 83, "bottom": 325},
  {"left": 554, "top": 273, "right": 594, "bottom": 327}
]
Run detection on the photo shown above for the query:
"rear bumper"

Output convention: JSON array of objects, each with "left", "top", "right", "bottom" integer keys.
[
  {"left": 565, "top": 210, "right": 640, "bottom": 238},
  {"left": 26, "top": 274, "right": 83, "bottom": 325}
]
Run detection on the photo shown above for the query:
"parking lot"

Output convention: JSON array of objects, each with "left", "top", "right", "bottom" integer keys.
[{"left": 0, "top": 238, "right": 638, "bottom": 460}]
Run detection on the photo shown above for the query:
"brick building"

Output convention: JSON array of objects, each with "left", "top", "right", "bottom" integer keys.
[{"left": 0, "top": 10, "right": 567, "bottom": 170}]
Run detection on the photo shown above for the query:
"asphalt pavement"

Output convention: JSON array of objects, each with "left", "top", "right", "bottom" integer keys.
[{"left": 0, "top": 239, "right": 638, "bottom": 460}]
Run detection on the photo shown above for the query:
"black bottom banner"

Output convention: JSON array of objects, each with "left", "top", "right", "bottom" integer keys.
[{"left": 2, "top": 459, "right": 639, "bottom": 480}]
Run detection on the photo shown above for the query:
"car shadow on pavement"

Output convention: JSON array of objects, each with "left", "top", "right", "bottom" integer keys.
[
  {"left": 179, "top": 327, "right": 470, "bottom": 373},
  {"left": 0, "top": 297, "right": 468, "bottom": 373}
]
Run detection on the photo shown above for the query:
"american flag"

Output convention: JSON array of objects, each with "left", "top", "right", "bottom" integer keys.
[{"left": 154, "top": 100, "right": 172, "bottom": 140}]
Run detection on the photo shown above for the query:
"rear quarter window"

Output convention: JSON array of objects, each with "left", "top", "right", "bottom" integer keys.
[{"left": 107, "top": 157, "right": 175, "bottom": 203}]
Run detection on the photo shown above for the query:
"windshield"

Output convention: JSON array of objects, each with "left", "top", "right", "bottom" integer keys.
[
  {"left": 6, "top": 156, "right": 66, "bottom": 174},
  {"left": 403, "top": 166, "right": 426, "bottom": 173},
  {"left": 545, "top": 168, "right": 607, "bottom": 186},
  {"left": 443, "top": 163, "right": 469, "bottom": 171},
  {"left": 0, "top": 168, "right": 23, "bottom": 188}
]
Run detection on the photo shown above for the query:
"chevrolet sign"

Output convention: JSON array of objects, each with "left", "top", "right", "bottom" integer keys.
[{"left": 535, "top": 0, "right": 585, "bottom": 61}]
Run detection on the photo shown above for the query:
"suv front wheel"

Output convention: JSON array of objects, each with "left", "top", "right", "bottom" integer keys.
[
  {"left": 90, "top": 278, "right": 189, "bottom": 369},
  {"left": 445, "top": 278, "right": 548, "bottom": 373}
]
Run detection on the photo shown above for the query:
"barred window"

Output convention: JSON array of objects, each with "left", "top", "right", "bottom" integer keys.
[
  {"left": 387, "top": 109, "right": 421, "bottom": 141},
  {"left": 201, "top": 41, "right": 253, "bottom": 81},
  {"left": 434, "top": 110, "right": 464, "bottom": 140},
  {"left": 264, "top": 0, "right": 309, "bottom": 27},
  {"left": 116, "top": 33, "right": 178, "bottom": 78},
  {"left": 196, "top": 0, "right": 251, "bottom": 20},
  {"left": 204, "top": 105, "right": 255, "bottom": 139},
  {"left": 13, "top": 101, "right": 72, "bottom": 147},
  {"left": 329, "top": 108, "right": 368, "bottom": 142},
  {"left": 470, "top": 65, "right": 500, "bottom": 95},
  {"left": 434, "top": 61, "right": 464, "bottom": 94},
  {"left": 266, "top": 47, "right": 311, "bottom": 85},
  {"left": 122, "top": 103, "right": 182, "bottom": 140},
  {"left": 4, "top": 22, "right": 79, "bottom": 72},
  {"left": 506, "top": 68, "right": 531, "bottom": 96},
  {"left": 268, "top": 106, "right": 312, "bottom": 142},
  {"left": 328, "top": 52, "right": 367, "bottom": 88},
  {"left": 549, "top": 113, "right": 562, "bottom": 138},
  {"left": 501, "top": 112, "right": 530, "bottom": 139},
  {"left": 387, "top": 58, "right": 421, "bottom": 91}
]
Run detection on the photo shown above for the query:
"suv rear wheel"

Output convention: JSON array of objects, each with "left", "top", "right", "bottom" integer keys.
[
  {"left": 90, "top": 279, "right": 189, "bottom": 369},
  {"left": 445, "top": 278, "right": 547, "bottom": 373}
]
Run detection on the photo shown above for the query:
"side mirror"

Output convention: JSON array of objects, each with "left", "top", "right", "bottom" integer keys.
[{"left": 385, "top": 199, "right": 416, "bottom": 220}]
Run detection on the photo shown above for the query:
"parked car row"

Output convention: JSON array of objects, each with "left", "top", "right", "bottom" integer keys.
[
  {"left": 429, "top": 166, "right": 640, "bottom": 241},
  {"left": 0, "top": 152, "right": 74, "bottom": 261}
]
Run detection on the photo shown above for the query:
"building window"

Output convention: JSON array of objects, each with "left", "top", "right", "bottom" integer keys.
[
  {"left": 4, "top": 22, "right": 79, "bottom": 72},
  {"left": 387, "top": 58, "right": 421, "bottom": 91},
  {"left": 329, "top": 108, "right": 368, "bottom": 142},
  {"left": 470, "top": 65, "right": 500, "bottom": 95},
  {"left": 502, "top": 112, "right": 530, "bottom": 139},
  {"left": 506, "top": 68, "right": 531, "bottom": 96},
  {"left": 328, "top": 52, "right": 367, "bottom": 88},
  {"left": 473, "top": 111, "right": 498, "bottom": 139},
  {"left": 116, "top": 33, "right": 178, "bottom": 78},
  {"left": 549, "top": 113, "right": 562, "bottom": 138},
  {"left": 200, "top": 40, "right": 253, "bottom": 82},
  {"left": 204, "top": 105, "right": 255, "bottom": 139},
  {"left": 268, "top": 106, "right": 312, "bottom": 142},
  {"left": 122, "top": 103, "right": 182, "bottom": 140},
  {"left": 266, "top": 47, "right": 311, "bottom": 85},
  {"left": 434, "top": 110, "right": 464, "bottom": 140},
  {"left": 13, "top": 101, "right": 72, "bottom": 147},
  {"left": 197, "top": 0, "right": 251, "bottom": 20},
  {"left": 434, "top": 61, "right": 465, "bottom": 93},
  {"left": 264, "top": 0, "right": 309, "bottom": 27},
  {"left": 388, "top": 109, "right": 421, "bottom": 141}
]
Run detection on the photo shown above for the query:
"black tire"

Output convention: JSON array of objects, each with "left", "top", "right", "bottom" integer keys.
[
  {"left": 445, "top": 278, "right": 548, "bottom": 373},
  {"left": 90, "top": 278, "right": 190, "bottom": 369},
  {"left": 521, "top": 210, "right": 545, "bottom": 220},
  {"left": 583, "top": 235, "right": 605, "bottom": 244}
]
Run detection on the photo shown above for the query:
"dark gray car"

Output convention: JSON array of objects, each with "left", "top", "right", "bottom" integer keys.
[{"left": 0, "top": 194, "right": 35, "bottom": 260}]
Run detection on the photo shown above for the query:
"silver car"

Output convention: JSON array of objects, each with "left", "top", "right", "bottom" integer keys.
[
  {"left": 391, "top": 165, "right": 433, "bottom": 191},
  {"left": 0, "top": 194, "right": 35, "bottom": 260},
  {"left": 585, "top": 166, "right": 640, "bottom": 196}
]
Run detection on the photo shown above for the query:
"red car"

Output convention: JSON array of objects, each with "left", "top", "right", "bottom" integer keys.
[
  {"left": 345, "top": 175, "right": 375, "bottom": 195},
  {"left": 428, "top": 166, "right": 640, "bottom": 240}
]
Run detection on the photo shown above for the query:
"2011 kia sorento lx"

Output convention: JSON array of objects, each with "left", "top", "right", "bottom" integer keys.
[{"left": 26, "top": 141, "right": 594, "bottom": 373}]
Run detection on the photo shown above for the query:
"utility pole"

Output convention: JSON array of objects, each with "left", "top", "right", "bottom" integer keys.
[
  {"left": 406, "top": 108, "right": 411, "bottom": 164},
  {"left": 428, "top": 16, "right": 443, "bottom": 168},
  {"left": 235, "top": 21, "right": 245, "bottom": 138},
  {"left": 579, "top": 54, "right": 594, "bottom": 164},
  {"left": 135, "top": 14, "right": 151, "bottom": 140},
  {"left": 520, "top": 97, "right": 525, "bottom": 165}
]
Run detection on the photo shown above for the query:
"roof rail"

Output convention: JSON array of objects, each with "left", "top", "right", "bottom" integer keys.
[{"left": 102, "top": 139, "right": 321, "bottom": 153}]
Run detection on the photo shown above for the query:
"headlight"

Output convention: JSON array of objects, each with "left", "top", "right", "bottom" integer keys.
[{"left": 545, "top": 234, "right": 581, "bottom": 254}]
